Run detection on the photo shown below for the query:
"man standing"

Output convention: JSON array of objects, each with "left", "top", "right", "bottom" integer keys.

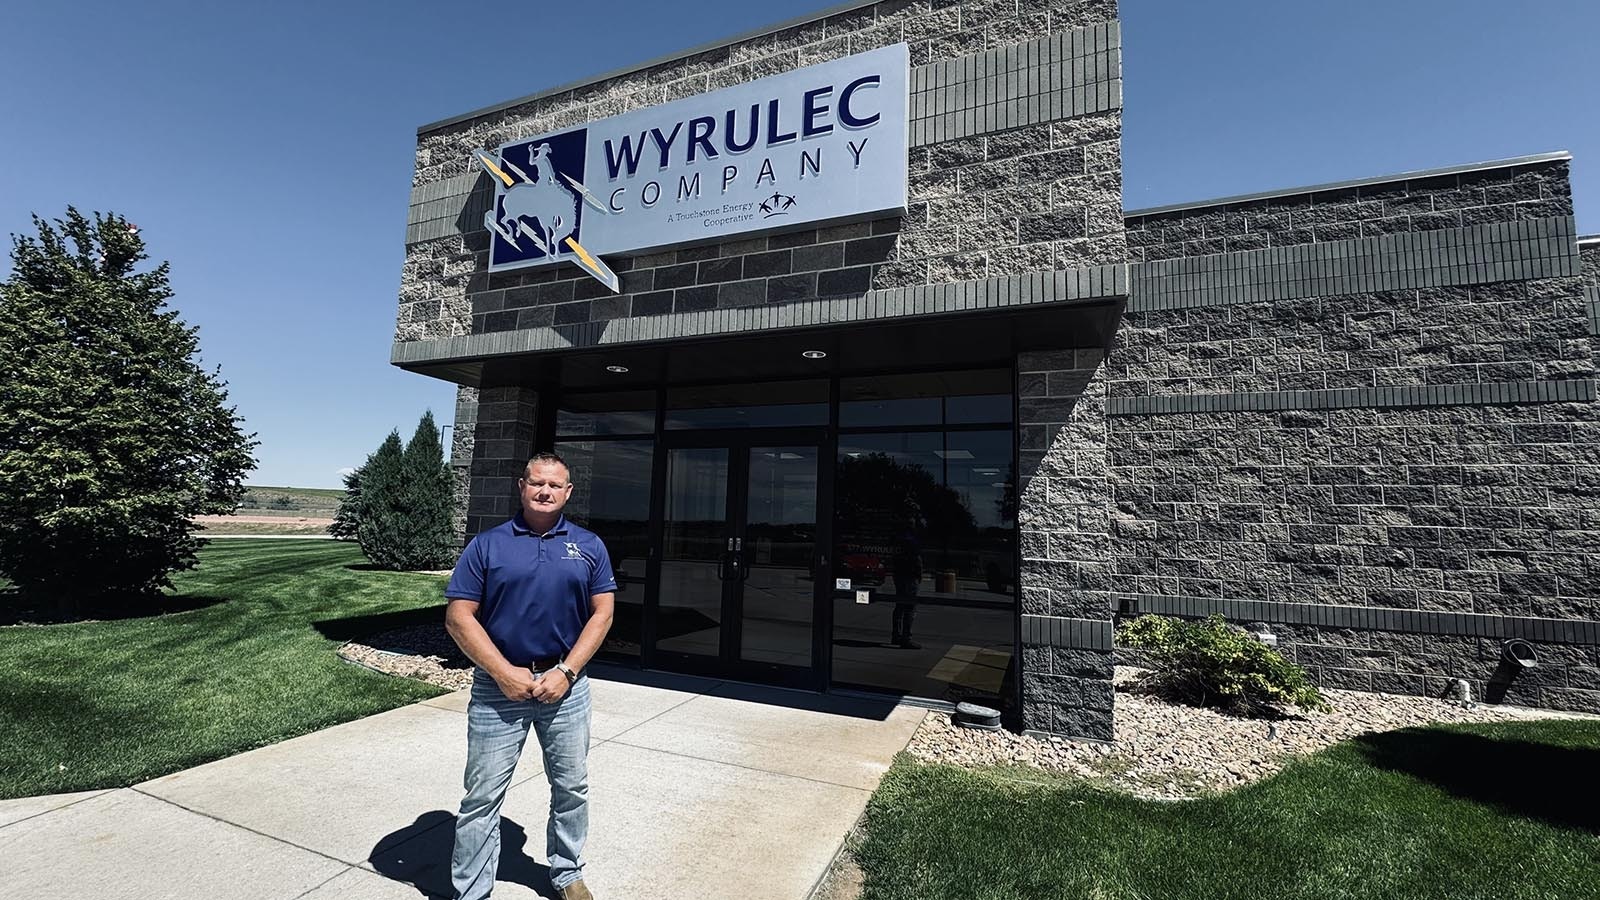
[{"left": 444, "top": 452, "right": 615, "bottom": 900}]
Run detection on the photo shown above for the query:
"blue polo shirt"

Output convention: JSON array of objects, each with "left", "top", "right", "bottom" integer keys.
[{"left": 445, "top": 513, "right": 617, "bottom": 665}]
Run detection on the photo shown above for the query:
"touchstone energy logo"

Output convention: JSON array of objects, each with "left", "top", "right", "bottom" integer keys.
[{"left": 475, "top": 42, "right": 908, "bottom": 293}]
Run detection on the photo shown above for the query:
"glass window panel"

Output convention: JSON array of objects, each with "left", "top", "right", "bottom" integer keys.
[
  {"left": 840, "top": 369, "right": 1012, "bottom": 427},
  {"left": 655, "top": 448, "right": 730, "bottom": 661},
  {"left": 557, "top": 390, "right": 656, "bottom": 436},
  {"left": 831, "top": 427, "right": 1015, "bottom": 708},
  {"left": 945, "top": 393, "right": 1012, "bottom": 424},
  {"left": 839, "top": 397, "right": 941, "bottom": 428},
  {"left": 665, "top": 380, "right": 827, "bottom": 429},
  {"left": 829, "top": 598, "right": 1014, "bottom": 706},
  {"left": 740, "top": 447, "right": 818, "bottom": 669},
  {"left": 553, "top": 439, "right": 655, "bottom": 660}
]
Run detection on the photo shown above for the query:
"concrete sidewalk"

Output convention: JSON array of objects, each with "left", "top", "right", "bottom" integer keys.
[{"left": 0, "top": 668, "right": 923, "bottom": 900}]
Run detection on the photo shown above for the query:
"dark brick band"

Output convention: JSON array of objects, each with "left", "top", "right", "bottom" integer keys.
[
  {"left": 1106, "top": 379, "right": 1596, "bottom": 417},
  {"left": 1127, "top": 216, "right": 1579, "bottom": 313},
  {"left": 911, "top": 22, "right": 1121, "bottom": 146},
  {"left": 1022, "top": 614, "right": 1113, "bottom": 651},
  {"left": 1125, "top": 594, "right": 1600, "bottom": 646}
]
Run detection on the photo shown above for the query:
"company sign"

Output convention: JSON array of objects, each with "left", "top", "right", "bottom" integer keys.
[{"left": 474, "top": 43, "right": 909, "bottom": 286}]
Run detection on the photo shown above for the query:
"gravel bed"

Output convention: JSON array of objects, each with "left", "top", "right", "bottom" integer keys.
[
  {"left": 907, "top": 667, "right": 1593, "bottom": 800},
  {"left": 338, "top": 621, "right": 473, "bottom": 690}
]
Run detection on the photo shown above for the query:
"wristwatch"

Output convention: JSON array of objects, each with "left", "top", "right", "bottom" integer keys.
[{"left": 554, "top": 662, "right": 577, "bottom": 684}]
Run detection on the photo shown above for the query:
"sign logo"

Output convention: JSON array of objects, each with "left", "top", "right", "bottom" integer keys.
[
  {"left": 475, "top": 128, "right": 617, "bottom": 291},
  {"left": 759, "top": 192, "right": 798, "bottom": 219},
  {"left": 474, "top": 43, "right": 908, "bottom": 293}
]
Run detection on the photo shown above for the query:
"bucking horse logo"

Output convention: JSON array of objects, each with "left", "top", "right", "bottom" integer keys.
[{"left": 484, "top": 143, "right": 580, "bottom": 258}]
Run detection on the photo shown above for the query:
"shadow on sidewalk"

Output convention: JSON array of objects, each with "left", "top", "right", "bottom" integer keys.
[{"left": 370, "top": 810, "right": 557, "bottom": 898}]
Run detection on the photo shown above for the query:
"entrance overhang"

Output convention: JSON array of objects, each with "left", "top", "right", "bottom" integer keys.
[{"left": 394, "top": 296, "right": 1124, "bottom": 392}]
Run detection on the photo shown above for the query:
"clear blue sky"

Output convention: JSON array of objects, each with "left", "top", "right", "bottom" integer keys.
[{"left": 2, "top": 0, "right": 1595, "bottom": 488}]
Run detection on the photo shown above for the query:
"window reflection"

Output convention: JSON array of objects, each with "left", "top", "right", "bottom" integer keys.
[
  {"left": 832, "top": 429, "right": 1015, "bottom": 706},
  {"left": 839, "top": 369, "right": 1012, "bottom": 427},
  {"left": 553, "top": 439, "right": 654, "bottom": 660},
  {"left": 557, "top": 390, "right": 655, "bottom": 436}
]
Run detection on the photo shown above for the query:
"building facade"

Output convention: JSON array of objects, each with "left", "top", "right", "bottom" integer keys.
[{"left": 393, "top": 0, "right": 1600, "bottom": 739}]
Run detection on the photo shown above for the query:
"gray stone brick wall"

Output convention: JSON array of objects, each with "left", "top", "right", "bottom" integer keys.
[
  {"left": 1019, "top": 347, "right": 1117, "bottom": 739},
  {"left": 1125, "top": 158, "right": 1573, "bottom": 263},
  {"left": 462, "top": 387, "right": 538, "bottom": 539},
  {"left": 1106, "top": 171, "right": 1600, "bottom": 714},
  {"left": 450, "top": 385, "right": 478, "bottom": 544}
]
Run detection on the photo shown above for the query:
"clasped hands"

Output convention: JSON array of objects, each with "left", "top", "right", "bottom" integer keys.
[{"left": 494, "top": 665, "right": 571, "bottom": 703}]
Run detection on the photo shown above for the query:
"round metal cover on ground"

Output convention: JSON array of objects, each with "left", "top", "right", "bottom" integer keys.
[
  {"left": 958, "top": 719, "right": 1003, "bottom": 731},
  {"left": 954, "top": 702, "right": 1003, "bottom": 730}
]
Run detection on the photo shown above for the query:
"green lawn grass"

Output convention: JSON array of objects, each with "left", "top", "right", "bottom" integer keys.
[
  {"left": 858, "top": 719, "right": 1600, "bottom": 900},
  {"left": 0, "top": 540, "right": 448, "bottom": 799}
]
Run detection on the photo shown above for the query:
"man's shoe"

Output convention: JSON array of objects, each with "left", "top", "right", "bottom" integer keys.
[{"left": 557, "top": 880, "right": 594, "bottom": 900}]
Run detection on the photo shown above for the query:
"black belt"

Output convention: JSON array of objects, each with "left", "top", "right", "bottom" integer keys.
[{"left": 528, "top": 656, "right": 562, "bottom": 672}]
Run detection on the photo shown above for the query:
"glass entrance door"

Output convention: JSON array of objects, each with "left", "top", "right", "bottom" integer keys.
[{"left": 649, "top": 435, "right": 823, "bottom": 687}]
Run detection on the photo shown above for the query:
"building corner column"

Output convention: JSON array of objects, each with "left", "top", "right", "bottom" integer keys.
[
  {"left": 462, "top": 386, "right": 538, "bottom": 542},
  {"left": 1017, "top": 348, "right": 1115, "bottom": 741}
]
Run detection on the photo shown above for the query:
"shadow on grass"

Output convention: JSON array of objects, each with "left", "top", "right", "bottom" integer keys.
[
  {"left": 343, "top": 563, "right": 452, "bottom": 573},
  {"left": 0, "top": 589, "right": 227, "bottom": 626},
  {"left": 370, "top": 810, "right": 556, "bottom": 898},
  {"left": 1352, "top": 726, "right": 1600, "bottom": 834},
  {"left": 313, "top": 605, "right": 450, "bottom": 643}
]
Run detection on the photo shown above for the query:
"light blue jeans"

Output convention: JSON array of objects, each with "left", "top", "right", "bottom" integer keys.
[{"left": 451, "top": 669, "right": 591, "bottom": 899}]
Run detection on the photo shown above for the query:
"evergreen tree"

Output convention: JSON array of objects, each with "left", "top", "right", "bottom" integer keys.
[
  {"left": 395, "top": 410, "right": 457, "bottom": 567},
  {"left": 355, "top": 412, "right": 457, "bottom": 570},
  {"left": 355, "top": 431, "right": 405, "bottom": 566},
  {"left": 328, "top": 466, "right": 362, "bottom": 541},
  {"left": 0, "top": 209, "right": 256, "bottom": 613}
]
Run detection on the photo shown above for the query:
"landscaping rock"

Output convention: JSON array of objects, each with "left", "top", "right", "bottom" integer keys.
[
  {"left": 905, "top": 666, "right": 1598, "bottom": 801},
  {"left": 337, "top": 621, "right": 473, "bottom": 690}
]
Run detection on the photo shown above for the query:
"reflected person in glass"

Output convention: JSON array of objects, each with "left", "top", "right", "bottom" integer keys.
[{"left": 890, "top": 511, "right": 923, "bottom": 650}]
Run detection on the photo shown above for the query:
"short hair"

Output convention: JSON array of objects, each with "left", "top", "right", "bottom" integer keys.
[{"left": 523, "top": 451, "right": 571, "bottom": 482}]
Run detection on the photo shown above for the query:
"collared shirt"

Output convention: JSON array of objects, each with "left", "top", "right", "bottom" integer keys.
[{"left": 445, "top": 513, "right": 617, "bottom": 665}]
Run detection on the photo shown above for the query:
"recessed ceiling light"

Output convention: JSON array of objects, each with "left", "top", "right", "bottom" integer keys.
[
  {"left": 801, "top": 349, "right": 827, "bottom": 359},
  {"left": 605, "top": 365, "right": 629, "bottom": 374},
  {"left": 933, "top": 449, "right": 975, "bottom": 459}
]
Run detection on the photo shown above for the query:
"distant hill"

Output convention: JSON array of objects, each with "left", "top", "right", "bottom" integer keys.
[{"left": 236, "top": 485, "right": 345, "bottom": 518}]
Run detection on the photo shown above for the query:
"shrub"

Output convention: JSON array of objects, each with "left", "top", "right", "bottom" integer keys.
[{"left": 1118, "top": 614, "right": 1329, "bottom": 714}]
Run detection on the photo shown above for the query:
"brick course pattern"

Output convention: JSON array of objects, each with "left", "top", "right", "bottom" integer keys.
[
  {"left": 1018, "top": 347, "right": 1117, "bottom": 739},
  {"left": 1105, "top": 167, "right": 1600, "bottom": 714},
  {"left": 1125, "top": 158, "right": 1574, "bottom": 262}
]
